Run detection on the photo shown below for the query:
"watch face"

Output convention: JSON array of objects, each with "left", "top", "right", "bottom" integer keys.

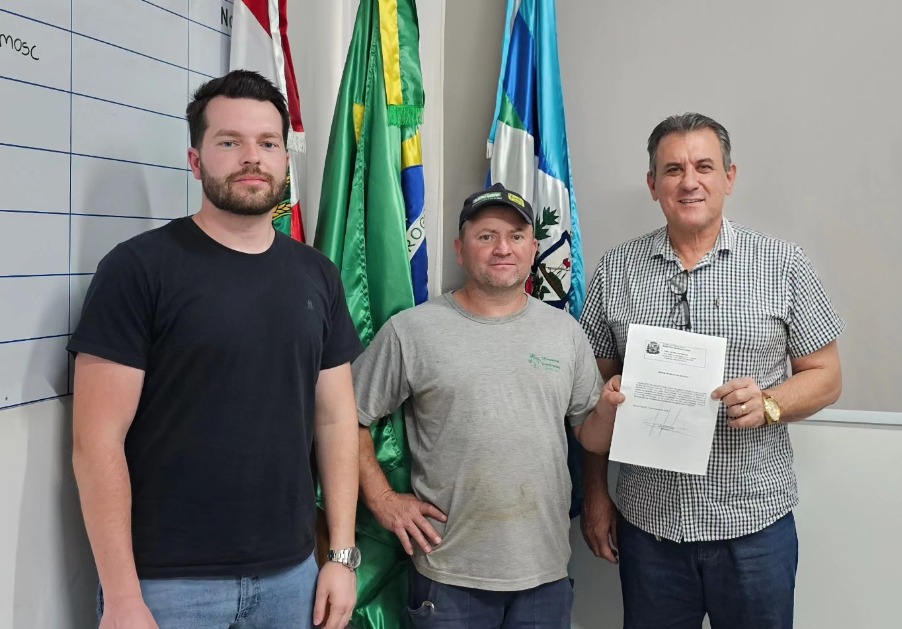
[
  {"left": 347, "top": 547, "right": 362, "bottom": 569},
  {"left": 764, "top": 397, "right": 781, "bottom": 422}
]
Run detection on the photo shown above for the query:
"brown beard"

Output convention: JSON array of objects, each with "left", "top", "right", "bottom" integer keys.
[{"left": 200, "top": 164, "right": 287, "bottom": 217}]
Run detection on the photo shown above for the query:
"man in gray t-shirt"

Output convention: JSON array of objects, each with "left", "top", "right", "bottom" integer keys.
[{"left": 353, "top": 183, "right": 619, "bottom": 628}]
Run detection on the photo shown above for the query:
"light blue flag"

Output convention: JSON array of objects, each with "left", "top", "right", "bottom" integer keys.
[{"left": 487, "top": 0, "right": 585, "bottom": 318}]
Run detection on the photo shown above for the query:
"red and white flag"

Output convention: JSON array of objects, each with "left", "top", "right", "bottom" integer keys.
[{"left": 230, "top": 0, "right": 306, "bottom": 241}]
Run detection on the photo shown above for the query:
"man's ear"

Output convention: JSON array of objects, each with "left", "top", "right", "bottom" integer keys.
[
  {"left": 188, "top": 148, "right": 202, "bottom": 181},
  {"left": 647, "top": 170, "right": 659, "bottom": 201}
]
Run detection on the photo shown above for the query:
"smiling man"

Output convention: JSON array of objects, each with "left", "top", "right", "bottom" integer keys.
[
  {"left": 578, "top": 113, "right": 845, "bottom": 629},
  {"left": 353, "top": 183, "right": 620, "bottom": 628},
  {"left": 69, "top": 71, "right": 361, "bottom": 629}
]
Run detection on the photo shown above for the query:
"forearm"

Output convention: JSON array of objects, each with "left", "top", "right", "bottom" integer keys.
[
  {"left": 72, "top": 443, "right": 141, "bottom": 603},
  {"left": 575, "top": 408, "right": 615, "bottom": 454},
  {"left": 315, "top": 420, "right": 359, "bottom": 549},
  {"left": 358, "top": 425, "right": 394, "bottom": 510},
  {"left": 582, "top": 451, "right": 612, "bottom": 498},
  {"left": 769, "top": 343, "right": 842, "bottom": 423},
  {"left": 767, "top": 367, "right": 841, "bottom": 422}
]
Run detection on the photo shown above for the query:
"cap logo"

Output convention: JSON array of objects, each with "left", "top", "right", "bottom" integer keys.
[
  {"left": 507, "top": 193, "right": 525, "bottom": 207},
  {"left": 472, "top": 191, "right": 503, "bottom": 205}
]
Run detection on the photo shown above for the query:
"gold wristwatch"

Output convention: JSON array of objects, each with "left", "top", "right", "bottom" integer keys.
[{"left": 762, "top": 394, "right": 782, "bottom": 424}]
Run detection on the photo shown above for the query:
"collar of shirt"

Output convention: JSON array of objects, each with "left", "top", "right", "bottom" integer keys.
[{"left": 650, "top": 219, "right": 738, "bottom": 268}]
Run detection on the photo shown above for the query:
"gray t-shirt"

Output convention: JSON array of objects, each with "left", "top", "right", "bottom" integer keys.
[{"left": 353, "top": 293, "right": 601, "bottom": 591}]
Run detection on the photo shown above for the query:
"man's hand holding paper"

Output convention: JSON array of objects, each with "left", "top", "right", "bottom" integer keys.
[{"left": 608, "top": 324, "right": 727, "bottom": 475}]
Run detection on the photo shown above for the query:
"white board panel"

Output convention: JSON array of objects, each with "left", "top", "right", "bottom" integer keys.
[
  {"left": 0, "top": 78, "right": 69, "bottom": 152},
  {"left": 2, "top": 0, "right": 71, "bottom": 30},
  {"left": 188, "top": 19, "right": 230, "bottom": 78},
  {"left": 0, "top": 145, "right": 69, "bottom": 213},
  {"left": 0, "top": 276, "right": 69, "bottom": 344},
  {"left": 0, "top": 336, "right": 69, "bottom": 409},
  {"left": 73, "top": 0, "right": 188, "bottom": 68},
  {"left": 0, "top": 9, "right": 71, "bottom": 91},
  {"left": 151, "top": 0, "right": 188, "bottom": 18},
  {"left": 71, "top": 155, "right": 188, "bottom": 219},
  {"left": 0, "top": 212, "right": 69, "bottom": 277},
  {"left": 72, "top": 94, "right": 187, "bottom": 168},
  {"left": 68, "top": 273, "right": 93, "bottom": 333},
  {"left": 72, "top": 33, "right": 187, "bottom": 118},
  {"left": 189, "top": 0, "right": 233, "bottom": 34}
]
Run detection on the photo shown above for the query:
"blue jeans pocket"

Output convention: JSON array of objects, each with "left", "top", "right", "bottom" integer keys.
[{"left": 407, "top": 567, "right": 438, "bottom": 626}]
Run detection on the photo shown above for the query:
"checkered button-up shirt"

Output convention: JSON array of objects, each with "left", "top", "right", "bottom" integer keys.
[{"left": 580, "top": 220, "right": 844, "bottom": 541}]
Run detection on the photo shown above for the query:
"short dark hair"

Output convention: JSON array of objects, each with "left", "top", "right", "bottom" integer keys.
[
  {"left": 186, "top": 70, "right": 289, "bottom": 148},
  {"left": 647, "top": 113, "right": 732, "bottom": 177}
]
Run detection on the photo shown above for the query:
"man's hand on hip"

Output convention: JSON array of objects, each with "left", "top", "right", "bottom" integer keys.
[{"left": 372, "top": 491, "right": 447, "bottom": 555}]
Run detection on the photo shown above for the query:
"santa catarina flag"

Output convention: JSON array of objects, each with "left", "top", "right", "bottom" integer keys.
[{"left": 229, "top": 0, "right": 306, "bottom": 242}]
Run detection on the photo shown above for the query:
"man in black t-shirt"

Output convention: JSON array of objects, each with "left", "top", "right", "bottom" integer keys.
[{"left": 69, "top": 70, "right": 362, "bottom": 629}]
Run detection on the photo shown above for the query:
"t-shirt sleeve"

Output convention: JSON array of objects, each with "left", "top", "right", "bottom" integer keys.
[
  {"left": 580, "top": 255, "right": 619, "bottom": 360},
  {"left": 67, "top": 244, "right": 154, "bottom": 370},
  {"left": 567, "top": 323, "right": 603, "bottom": 427},
  {"left": 320, "top": 265, "right": 364, "bottom": 369},
  {"left": 351, "top": 320, "right": 411, "bottom": 427},
  {"left": 786, "top": 246, "right": 845, "bottom": 358}
]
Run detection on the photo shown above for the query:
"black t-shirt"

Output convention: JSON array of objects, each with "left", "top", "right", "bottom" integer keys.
[{"left": 68, "top": 217, "right": 361, "bottom": 578}]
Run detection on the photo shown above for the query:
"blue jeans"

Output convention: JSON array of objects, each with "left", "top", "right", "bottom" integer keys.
[
  {"left": 618, "top": 512, "right": 798, "bottom": 629},
  {"left": 407, "top": 566, "right": 573, "bottom": 628},
  {"left": 98, "top": 553, "right": 318, "bottom": 628}
]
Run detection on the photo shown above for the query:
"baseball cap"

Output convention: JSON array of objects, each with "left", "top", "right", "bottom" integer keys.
[{"left": 458, "top": 183, "right": 533, "bottom": 230}]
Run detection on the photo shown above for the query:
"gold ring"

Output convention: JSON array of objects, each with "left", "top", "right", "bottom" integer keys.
[{"left": 740, "top": 403, "right": 748, "bottom": 413}]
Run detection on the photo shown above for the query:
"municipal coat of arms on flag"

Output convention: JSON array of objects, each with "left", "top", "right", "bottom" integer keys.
[{"left": 487, "top": 0, "right": 585, "bottom": 318}]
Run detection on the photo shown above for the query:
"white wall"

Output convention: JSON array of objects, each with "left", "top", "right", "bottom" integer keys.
[
  {"left": 568, "top": 422, "right": 902, "bottom": 629},
  {"left": 0, "top": 399, "right": 95, "bottom": 629},
  {"left": 440, "top": 0, "right": 507, "bottom": 291}
]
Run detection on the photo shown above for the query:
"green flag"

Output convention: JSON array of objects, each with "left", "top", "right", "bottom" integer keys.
[{"left": 314, "top": 1, "right": 424, "bottom": 626}]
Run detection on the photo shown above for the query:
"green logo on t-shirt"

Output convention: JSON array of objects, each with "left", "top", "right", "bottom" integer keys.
[{"left": 528, "top": 353, "right": 561, "bottom": 371}]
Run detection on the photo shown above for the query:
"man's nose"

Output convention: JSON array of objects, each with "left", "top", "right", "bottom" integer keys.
[
  {"left": 241, "top": 143, "right": 262, "bottom": 164},
  {"left": 493, "top": 237, "right": 513, "bottom": 255},
  {"left": 680, "top": 167, "right": 699, "bottom": 190}
]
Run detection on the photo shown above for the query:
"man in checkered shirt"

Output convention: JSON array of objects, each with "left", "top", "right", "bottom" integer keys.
[{"left": 579, "top": 113, "right": 844, "bottom": 629}]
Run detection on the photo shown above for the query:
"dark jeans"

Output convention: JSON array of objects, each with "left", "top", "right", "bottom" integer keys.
[
  {"left": 407, "top": 566, "right": 573, "bottom": 628},
  {"left": 618, "top": 512, "right": 798, "bottom": 629}
]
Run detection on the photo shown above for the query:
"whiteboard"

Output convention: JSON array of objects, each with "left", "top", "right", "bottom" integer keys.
[{"left": 0, "top": 0, "right": 231, "bottom": 410}]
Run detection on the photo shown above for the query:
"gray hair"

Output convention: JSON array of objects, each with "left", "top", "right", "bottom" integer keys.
[{"left": 647, "top": 113, "right": 732, "bottom": 177}]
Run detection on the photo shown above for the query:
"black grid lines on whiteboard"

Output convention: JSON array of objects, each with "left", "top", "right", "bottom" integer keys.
[{"left": 0, "top": 0, "right": 231, "bottom": 410}]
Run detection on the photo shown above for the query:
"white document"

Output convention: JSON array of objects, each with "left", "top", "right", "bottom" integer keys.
[{"left": 609, "top": 324, "right": 727, "bottom": 475}]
